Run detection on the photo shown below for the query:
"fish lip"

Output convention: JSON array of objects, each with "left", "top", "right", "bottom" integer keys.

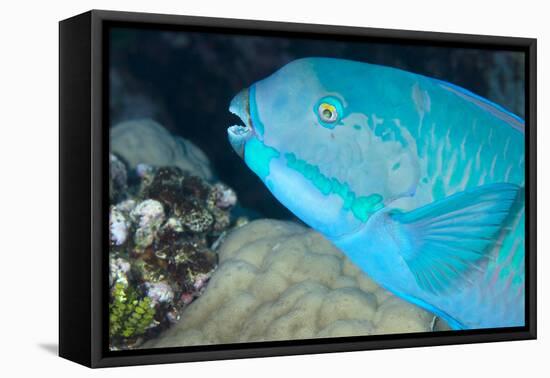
[
  {"left": 228, "top": 88, "right": 255, "bottom": 158},
  {"left": 229, "top": 88, "right": 253, "bottom": 130}
]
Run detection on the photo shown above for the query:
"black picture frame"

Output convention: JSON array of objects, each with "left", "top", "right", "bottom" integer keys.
[{"left": 59, "top": 9, "right": 537, "bottom": 368}]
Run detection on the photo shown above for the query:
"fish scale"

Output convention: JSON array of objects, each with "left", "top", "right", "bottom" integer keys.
[
  {"left": 228, "top": 57, "right": 525, "bottom": 329},
  {"left": 413, "top": 79, "right": 525, "bottom": 327}
]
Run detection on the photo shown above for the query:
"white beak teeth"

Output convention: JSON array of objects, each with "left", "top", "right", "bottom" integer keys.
[{"left": 228, "top": 125, "right": 252, "bottom": 158}]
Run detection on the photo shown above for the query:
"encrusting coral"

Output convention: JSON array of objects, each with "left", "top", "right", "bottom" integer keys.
[
  {"left": 146, "top": 219, "right": 449, "bottom": 348},
  {"left": 108, "top": 132, "right": 239, "bottom": 350},
  {"left": 110, "top": 153, "right": 128, "bottom": 203}
]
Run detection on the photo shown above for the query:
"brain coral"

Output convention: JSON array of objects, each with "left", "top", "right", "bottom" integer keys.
[{"left": 147, "top": 219, "right": 448, "bottom": 348}]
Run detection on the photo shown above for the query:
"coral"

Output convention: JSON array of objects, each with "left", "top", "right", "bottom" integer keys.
[
  {"left": 109, "top": 206, "right": 129, "bottom": 246},
  {"left": 110, "top": 119, "right": 212, "bottom": 180},
  {"left": 115, "top": 198, "right": 137, "bottom": 214},
  {"left": 109, "top": 153, "right": 128, "bottom": 203},
  {"left": 109, "top": 282, "right": 157, "bottom": 346},
  {"left": 139, "top": 166, "right": 231, "bottom": 234},
  {"left": 130, "top": 199, "right": 165, "bottom": 251},
  {"left": 145, "top": 281, "right": 174, "bottom": 305},
  {"left": 210, "top": 183, "right": 237, "bottom": 209},
  {"left": 108, "top": 159, "right": 239, "bottom": 349},
  {"left": 146, "top": 219, "right": 446, "bottom": 348},
  {"left": 109, "top": 257, "right": 131, "bottom": 288}
]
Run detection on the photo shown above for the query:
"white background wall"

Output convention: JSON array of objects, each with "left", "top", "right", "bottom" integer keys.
[{"left": 0, "top": 0, "right": 546, "bottom": 376}]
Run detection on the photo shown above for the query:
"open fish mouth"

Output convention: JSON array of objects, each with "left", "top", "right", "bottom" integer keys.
[{"left": 228, "top": 88, "right": 254, "bottom": 158}]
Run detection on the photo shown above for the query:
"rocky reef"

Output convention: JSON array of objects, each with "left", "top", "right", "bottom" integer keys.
[
  {"left": 108, "top": 120, "right": 240, "bottom": 350},
  {"left": 145, "top": 219, "right": 449, "bottom": 348}
]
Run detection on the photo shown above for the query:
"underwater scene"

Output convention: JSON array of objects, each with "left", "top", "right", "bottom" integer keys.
[{"left": 108, "top": 26, "right": 526, "bottom": 350}]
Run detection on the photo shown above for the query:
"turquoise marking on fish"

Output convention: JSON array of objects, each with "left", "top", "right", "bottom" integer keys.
[
  {"left": 227, "top": 57, "right": 525, "bottom": 330},
  {"left": 285, "top": 152, "right": 384, "bottom": 221},
  {"left": 244, "top": 138, "right": 280, "bottom": 180},
  {"left": 249, "top": 85, "right": 265, "bottom": 136}
]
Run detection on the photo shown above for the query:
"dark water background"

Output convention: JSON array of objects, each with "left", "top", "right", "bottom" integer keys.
[{"left": 109, "top": 26, "right": 525, "bottom": 220}]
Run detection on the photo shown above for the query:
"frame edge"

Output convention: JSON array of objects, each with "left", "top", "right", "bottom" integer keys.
[
  {"left": 78, "top": 9, "right": 537, "bottom": 368},
  {"left": 59, "top": 11, "right": 94, "bottom": 368}
]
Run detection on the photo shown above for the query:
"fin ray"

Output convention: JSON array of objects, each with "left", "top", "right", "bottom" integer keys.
[{"left": 393, "top": 183, "right": 520, "bottom": 294}]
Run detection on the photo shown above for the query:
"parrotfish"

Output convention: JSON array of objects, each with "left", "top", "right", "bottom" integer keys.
[{"left": 227, "top": 57, "right": 525, "bottom": 330}]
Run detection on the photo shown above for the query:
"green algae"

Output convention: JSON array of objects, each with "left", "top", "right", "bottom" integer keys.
[{"left": 110, "top": 282, "right": 156, "bottom": 340}]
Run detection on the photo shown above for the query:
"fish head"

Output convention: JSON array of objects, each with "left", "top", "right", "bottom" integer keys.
[{"left": 228, "top": 58, "right": 421, "bottom": 238}]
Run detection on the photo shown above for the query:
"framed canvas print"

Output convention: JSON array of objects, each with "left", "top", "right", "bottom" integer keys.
[{"left": 59, "top": 10, "right": 537, "bottom": 368}]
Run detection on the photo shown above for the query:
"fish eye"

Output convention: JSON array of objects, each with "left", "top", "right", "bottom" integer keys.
[
  {"left": 318, "top": 103, "right": 338, "bottom": 123},
  {"left": 314, "top": 96, "right": 344, "bottom": 128}
]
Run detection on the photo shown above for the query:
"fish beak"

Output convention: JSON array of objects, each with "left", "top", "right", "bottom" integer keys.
[{"left": 228, "top": 88, "right": 253, "bottom": 159}]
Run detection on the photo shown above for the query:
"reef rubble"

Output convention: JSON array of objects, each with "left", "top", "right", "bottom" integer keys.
[{"left": 108, "top": 137, "right": 239, "bottom": 349}]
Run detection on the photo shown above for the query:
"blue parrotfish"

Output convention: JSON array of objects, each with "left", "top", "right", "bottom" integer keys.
[{"left": 227, "top": 57, "right": 525, "bottom": 330}]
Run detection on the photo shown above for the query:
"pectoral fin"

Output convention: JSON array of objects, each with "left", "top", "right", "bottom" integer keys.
[{"left": 392, "top": 183, "right": 520, "bottom": 294}]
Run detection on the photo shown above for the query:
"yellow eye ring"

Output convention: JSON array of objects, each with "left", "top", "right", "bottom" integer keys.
[{"left": 318, "top": 103, "right": 338, "bottom": 123}]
